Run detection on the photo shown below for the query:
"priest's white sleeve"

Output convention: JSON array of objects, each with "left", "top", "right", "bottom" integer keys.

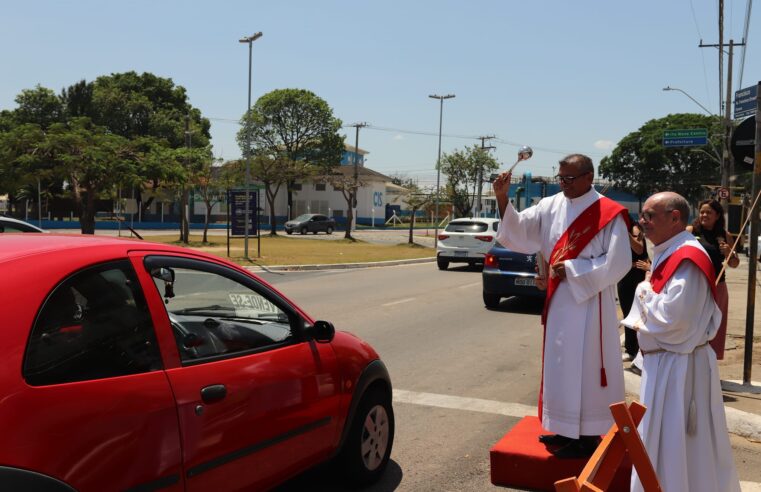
[
  {"left": 563, "top": 215, "right": 631, "bottom": 303},
  {"left": 632, "top": 263, "right": 721, "bottom": 348},
  {"left": 495, "top": 201, "right": 543, "bottom": 253}
]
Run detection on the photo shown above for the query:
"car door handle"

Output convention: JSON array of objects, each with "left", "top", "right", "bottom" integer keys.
[{"left": 200, "top": 384, "right": 227, "bottom": 403}]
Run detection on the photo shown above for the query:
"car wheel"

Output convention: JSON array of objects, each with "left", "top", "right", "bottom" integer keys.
[
  {"left": 327, "top": 226, "right": 333, "bottom": 235},
  {"left": 483, "top": 292, "right": 501, "bottom": 309},
  {"left": 301, "top": 227, "right": 307, "bottom": 235},
  {"left": 286, "top": 230, "right": 293, "bottom": 235},
  {"left": 313, "top": 230, "right": 318, "bottom": 234},
  {"left": 338, "top": 387, "right": 394, "bottom": 486},
  {"left": 437, "top": 257, "right": 449, "bottom": 270}
]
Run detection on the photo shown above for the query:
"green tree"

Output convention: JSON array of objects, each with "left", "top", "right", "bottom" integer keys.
[
  {"left": 44, "top": 118, "right": 137, "bottom": 234},
  {"left": 440, "top": 145, "right": 499, "bottom": 217},
  {"left": 399, "top": 182, "right": 433, "bottom": 245},
  {"left": 195, "top": 153, "right": 226, "bottom": 243},
  {"left": 599, "top": 113, "right": 722, "bottom": 204},
  {"left": 237, "top": 88, "right": 344, "bottom": 222},
  {"left": 13, "top": 85, "right": 64, "bottom": 129}
]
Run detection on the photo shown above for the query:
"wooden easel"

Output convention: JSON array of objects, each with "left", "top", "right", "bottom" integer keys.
[{"left": 554, "top": 401, "right": 661, "bottom": 492}]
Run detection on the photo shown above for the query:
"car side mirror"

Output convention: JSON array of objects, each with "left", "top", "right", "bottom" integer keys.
[
  {"left": 308, "top": 320, "right": 335, "bottom": 343},
  {"left": 150, "top": 267, "right": 175, "bottom": 299}
]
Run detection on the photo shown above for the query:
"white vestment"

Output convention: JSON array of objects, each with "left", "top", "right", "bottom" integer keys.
[
  {"left": 496, "top": 188, "right": 630, "bottom": 438},
  {"left": 623, "top": 231, "right": 740, "bottom": 492}
]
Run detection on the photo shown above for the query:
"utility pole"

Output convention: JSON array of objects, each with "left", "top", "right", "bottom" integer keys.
[
  {"left": 348, "top": 122, "right": 367, "bottom": 238},
  {"left": 743, "top": 81, "right": 761, "bottom": 385},
  {"left": 699, "top": 37, "right": 746, "bottom": 209},
  {"left": 476, "top": 135, "right": 495, "bottom": 217}
]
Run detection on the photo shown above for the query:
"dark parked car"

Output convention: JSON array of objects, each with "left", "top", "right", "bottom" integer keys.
[
  {"left": 285, "top": 214, "right": 337, "bottom": 235},
  {"left": 482, "top": 243, "right": 545, "bottom": 308}
]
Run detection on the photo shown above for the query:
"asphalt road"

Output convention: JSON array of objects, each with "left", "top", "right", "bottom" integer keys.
[{"left": 264, "top": 263, "right": 761, "bottom": 492}]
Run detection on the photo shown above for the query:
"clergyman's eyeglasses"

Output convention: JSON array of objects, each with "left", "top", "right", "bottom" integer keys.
[{"left": 554, "top": 171, "right": 591, "bottom": 184}]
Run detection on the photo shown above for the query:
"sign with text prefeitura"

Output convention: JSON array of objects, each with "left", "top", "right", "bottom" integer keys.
[
  {"left": 663, "top": 129, "right": 708, "bottom": 147},
  {"left": 734, "top": 84, "right": 758, "bottom": 120}
]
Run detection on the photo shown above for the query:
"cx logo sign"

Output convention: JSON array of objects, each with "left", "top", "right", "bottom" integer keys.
[{"left": 373, "top": 192, "right": 383, "bottom": 207}]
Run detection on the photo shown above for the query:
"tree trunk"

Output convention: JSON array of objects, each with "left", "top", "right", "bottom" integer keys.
[
  {"left": 344, "top": 191, "right": 354, "bottom": 240},
  {"left": 179, "top": 187, "right": 190, "bottom": 244},
  {"left": 203, "top": 202, "right": 211, "bottom": 243},
  {"left": 80, "top": 187, "right": 96, "bottom": 235},
  {"left": 266, "top": 186, "right": 278, "bottom": 236},
  {"left": 408, "top": 209, "right": 416, "bottom": 244}
]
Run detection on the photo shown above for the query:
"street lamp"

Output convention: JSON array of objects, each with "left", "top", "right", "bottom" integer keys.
[
  {"left": 662, "top": 86, "right": 716, "bottom": 116},
  {"left": 662, "top": 85, "right": 729, "bottom": 202},
  {"left": 429, "top": 93, "right": 455, "bottom": 248},
  {"left": 239, "top": 31, "right": 263, "bottom": 259}
]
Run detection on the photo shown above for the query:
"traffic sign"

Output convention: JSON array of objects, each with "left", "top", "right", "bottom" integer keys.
[
  {"left": 734, "top": 84, "right": 758, "bottom": 120},
  {"left": 663, "top": 128, "right": 708, "bottom": 147},
  {"left": 731, "top": 115, "right": 755, "bottom": 169},
  {"left": 718, "top": 187, "right": 730, "bottom": 200}
]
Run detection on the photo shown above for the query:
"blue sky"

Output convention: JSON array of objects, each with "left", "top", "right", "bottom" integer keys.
[{"left": 1, "top": 0, "right": 758, "bottom": 185}]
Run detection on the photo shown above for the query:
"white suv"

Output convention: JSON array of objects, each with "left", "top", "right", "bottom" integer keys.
[{"left": 436, "top": 218, "right": 500, "bottom": 270}]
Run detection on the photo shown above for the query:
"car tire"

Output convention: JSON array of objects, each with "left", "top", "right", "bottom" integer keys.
[
  {"left": 313, "top": 230, "right": 318, "bottom": 234},
  {"left": 327, "top": 226, "right": 333, "bottom": 235},
  {"left": 437, "top": 257, "right": 449, "bottom": 270},
  {"left": 286, "top": 230, "right": 293, "bottom": 235},
  {"left": 483, "top": 292, "right": 501, "bottom": 309},
  {"left": 301, "top": 227, "right": 307, "bottom": 235},
  {"left": 338, "top": 387, "right": 394, "bottom": 486}
]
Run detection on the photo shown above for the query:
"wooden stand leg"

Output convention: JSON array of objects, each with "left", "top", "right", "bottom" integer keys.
[{"left": 554, "top": 401, "right": 661, "bottom": 492}]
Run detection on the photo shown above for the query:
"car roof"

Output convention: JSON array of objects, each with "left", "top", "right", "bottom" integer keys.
[
  {"left": 449, "top": 217, "right": 500, "bottom": 223},
  {"left": 0, "top": 216, "right": 45, "bottom": 232},
  {"left": 0, "top": 234, "right": 209, "bottom": 264}
]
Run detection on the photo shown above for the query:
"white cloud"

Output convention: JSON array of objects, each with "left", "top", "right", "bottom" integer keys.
[
  {"left": 594, "top": 140, "right": 614, "bottom": 150},
  {"left": 393, "top": 134, "right": 404, "bottom": 141}
]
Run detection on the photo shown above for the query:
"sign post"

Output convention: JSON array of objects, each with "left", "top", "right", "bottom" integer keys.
[
  {"left": 743, "top": 81, "right": 761, "bottom": 386},
  {"left": 228, "top": 190, "right": 258, "bottom": 256},
  {"left": 662, "top": 129, "right": 708, "bottom": 147}
]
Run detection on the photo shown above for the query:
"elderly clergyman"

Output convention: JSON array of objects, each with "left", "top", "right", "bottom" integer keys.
[{"left": 622, "top": 191, "right": 740, "bottom": 492}]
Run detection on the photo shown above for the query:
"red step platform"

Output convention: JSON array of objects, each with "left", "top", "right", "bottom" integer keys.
[{"left": 490, "top": 416, "right": 632, "bottom": 491}]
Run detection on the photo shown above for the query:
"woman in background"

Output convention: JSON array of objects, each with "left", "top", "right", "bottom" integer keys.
[
  {"left": 688, "top": 199, "right": 740, "bottom": 360},
  {"left": 617, "top": 220, "right": 649, "bottom": 362}
]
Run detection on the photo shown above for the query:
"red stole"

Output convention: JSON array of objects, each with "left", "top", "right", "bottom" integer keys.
[
  {"left": 537, "top": 197, "right": 628, "bottom": 418},
  {"left": 650, "top": 245, "right": 717, "bottom": 300}
]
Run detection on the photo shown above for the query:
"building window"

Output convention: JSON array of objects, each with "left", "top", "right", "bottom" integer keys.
[
  {"left": 291, "top": 183, "right": 302, "bottom": 191},
  {"left": 315, "top": 183, "right": 326, "bottom": 191}
]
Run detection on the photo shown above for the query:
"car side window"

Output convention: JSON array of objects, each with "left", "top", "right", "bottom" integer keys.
[
  {"left": 493, "top": 222, "right": 499, "bottom": 232},
  {"left": 24, "top": 261, "right": 162, "bottom": 386},
  {"left": 150, "top": 266, "right": 295, "bottom": 364}
]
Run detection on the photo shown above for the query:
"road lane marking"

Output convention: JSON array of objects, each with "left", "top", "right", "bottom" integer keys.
[
  {"left": 393, "top": 389, "right": 535, "bottom": 418},
  {"left": 458, "top": 281, "right": 482, "bottom": 289},
  {"left": 382, "top": 298, "right": 416, "bottom": 307}
]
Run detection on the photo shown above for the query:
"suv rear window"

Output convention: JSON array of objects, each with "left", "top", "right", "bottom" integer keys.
[{"left": 444, "top": 221, "right": 489, "bottom": 233}]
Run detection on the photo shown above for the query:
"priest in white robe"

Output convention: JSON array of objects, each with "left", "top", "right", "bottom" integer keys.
[
  {"left": 493, "top": 154, "right": 631, "bottom": 458},
  {"left": 622, "top": 191, "right": 740, "bottom": 492}
]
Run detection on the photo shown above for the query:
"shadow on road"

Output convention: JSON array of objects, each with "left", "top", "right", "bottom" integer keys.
[
  {"left": 275, "top": 459, "right": 403, "bottom": 491},
  {"left": 487, "top": 296, "right": 545, "bottom": 315}
]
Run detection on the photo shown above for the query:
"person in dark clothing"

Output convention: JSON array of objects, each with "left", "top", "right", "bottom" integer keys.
[
  {"left": 617, "top": 220, "right": 649, "bottom": 361},
  {"left": 687, "top": 199, "right": 740, "bottom": 360}
]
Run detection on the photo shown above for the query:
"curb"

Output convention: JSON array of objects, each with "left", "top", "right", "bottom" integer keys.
[
  {"left": 624, "top": 371, "right": 761, "bottom": 442},
  {"left": 245, "top": 256, "right": 436, "bottom": 272}
]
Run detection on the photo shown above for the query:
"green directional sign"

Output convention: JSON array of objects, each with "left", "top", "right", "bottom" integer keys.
[{"left": 663, "top": 128, "right": 708, "bottom": 147}]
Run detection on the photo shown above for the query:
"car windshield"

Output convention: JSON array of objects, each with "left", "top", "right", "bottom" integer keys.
[
  {"left": 444, "top": 221, "right": 489, "bottom": 233},
  {"left": 293, "top": 214, "right": 313, "bottom": 221}
]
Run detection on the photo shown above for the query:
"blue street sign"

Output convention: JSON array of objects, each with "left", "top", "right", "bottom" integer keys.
[
  {"left": 734, "top": 84, "right": 758, "bottom": 120},
  {"left": 663, "top": 129, "right": 708, "bottom": 147}
]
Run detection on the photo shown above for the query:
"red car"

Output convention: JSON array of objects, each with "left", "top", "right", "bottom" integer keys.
[{"left": 0, "top": 235, "right": 394, "bottom": 491}]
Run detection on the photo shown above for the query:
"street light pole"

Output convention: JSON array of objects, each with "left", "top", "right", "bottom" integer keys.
[
  {"left": 429, "top": 94, "right": 455, "bottom": 248},
  {"left": 663, "top": 85, "right": 729, "bottom": 205},
  {"left": 239, "top": 31, "right": 263, "bottom": 260}
]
